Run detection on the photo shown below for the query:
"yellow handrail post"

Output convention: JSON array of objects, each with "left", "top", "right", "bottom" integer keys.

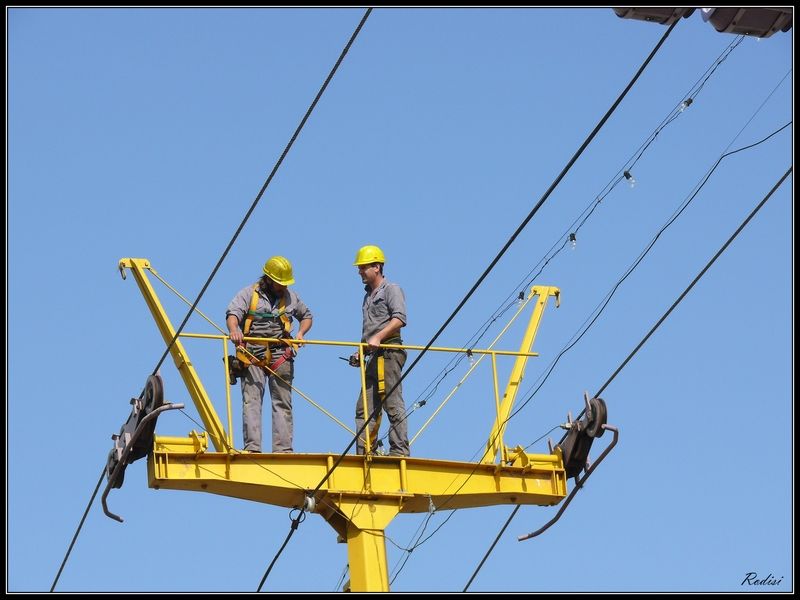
[
  {"left": 358, "top": 343, "right": 371, "bottom": 457},
  {"left": 222, "top": 338, "right": 234, "bottom": 448}
]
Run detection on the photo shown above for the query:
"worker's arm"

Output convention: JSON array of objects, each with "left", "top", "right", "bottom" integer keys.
[
  {"left": 366, "top": 317, "right": 404, "bottom": 351},
  {"left": 227, "top": 315, "right": 244, "bottom": 347},
  {"left": 295, "top": 317, "right": 312, "bottom": 346}
]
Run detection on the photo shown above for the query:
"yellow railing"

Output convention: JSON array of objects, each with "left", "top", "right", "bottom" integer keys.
[
  {"left": 120, "top": 257, "right": 558, "bottom": 461},
  {"left": 178, "top": 332, "right": 539, "bottom": 456}
]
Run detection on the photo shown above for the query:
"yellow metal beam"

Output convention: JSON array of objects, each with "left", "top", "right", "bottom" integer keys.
[
  {"left": 147, "top": 444, "right": 567, "bottom": 591},
  {"left": 119, "top": 258, "right": 229, "bottom": 452},
  {"left": 481, "top": 286, "right": 560, "bottom": 464},
  {"left": 346, "top": 521, "right": 393, "bottom": 592},
  {"left": 147, "top": 447, "right": 566, "bottom": 512}
]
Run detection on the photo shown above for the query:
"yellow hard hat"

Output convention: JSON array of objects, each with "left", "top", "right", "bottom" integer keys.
[
  {"left": 262, "top": 256, "right": 295, "bottom": 285},
  {"left": 353, "top": 245, "right": 386, "bottom": 266}
]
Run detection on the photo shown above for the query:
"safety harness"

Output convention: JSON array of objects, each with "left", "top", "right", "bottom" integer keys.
[{"left": 236, "top": 284, "right": 295, "bottom": 371}]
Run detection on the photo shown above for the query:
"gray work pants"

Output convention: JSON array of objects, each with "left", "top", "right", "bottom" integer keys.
[
  {"left": 242, "top": 359, "right": 294, "bottom": 452},
  {"left": 355, "top": 350, "right": 409, "bottom": 456}
]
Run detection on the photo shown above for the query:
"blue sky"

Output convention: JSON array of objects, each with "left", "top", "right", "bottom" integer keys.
[{"left": 8, "top": 7, "right": 792, "bottom": 593}]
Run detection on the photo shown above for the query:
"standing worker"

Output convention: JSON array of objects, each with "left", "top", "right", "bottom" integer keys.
[
  {"left": 226, "top": 256, "right": 312, "bottom": 453},
  {"left": 350, "top": 245, "right": 409, "bottom": 456}
]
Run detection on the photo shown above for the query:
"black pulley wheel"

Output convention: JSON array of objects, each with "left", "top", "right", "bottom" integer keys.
[
  {"left": 129, "top": 374, "right": 165, "bottom": 462},
  {"left": 585, "top": 397, "right": 607, "bottom": 438},
  {"left": 142, "top": 374, "right": 164, "bottom": 414}
]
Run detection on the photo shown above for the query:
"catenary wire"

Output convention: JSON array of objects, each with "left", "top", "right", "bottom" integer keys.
[
  {"left": 249, "top": 9, "right": 373, "bottom": 591},
  {"left": 50, "top": 467, "right": 106, "bottom": 592},
  {"left": 309, "top": 19, "right": 679, "bottom": 504},
  {"left": 150, "top": 8, "right": 371, "bottom": 379},
  {"left": 463, "top": 165, "right": 791, "bottom": 590},
  {"left": 394, "top": 31, "right": 744, "bottom": 443},
  {"left": 397, "top": 119, "right": 791, "bottom": 587},
  {"left": 511, "top": 120, "right": 791, "bottom": 429},
  {"left": 380, "top": 65, "right": 791, "bottom": 451},
  {"left": 361, "top": 41, "right": 787, "bottom": 592}
]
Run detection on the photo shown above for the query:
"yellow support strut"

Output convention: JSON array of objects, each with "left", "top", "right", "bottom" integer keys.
[
  {"left": 119, "top": 258, "right": 229, "bottom": 452},
  {"left": 481, "top": 286, "right": 560, "bottom": 464}
]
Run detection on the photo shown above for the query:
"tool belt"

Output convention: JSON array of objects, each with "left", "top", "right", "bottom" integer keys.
[{"left": 227, "top": 344, "right": 294, "bottom": 385}]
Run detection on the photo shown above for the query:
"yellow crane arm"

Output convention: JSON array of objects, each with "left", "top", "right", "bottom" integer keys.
[{"left": 119, "top": 258, "right": 229, "bottom": 451}]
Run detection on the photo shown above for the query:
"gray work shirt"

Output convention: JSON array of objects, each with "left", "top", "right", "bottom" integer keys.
[
  {"left": 362, "top": 279, "right": 407, "bottom": 342},
  {"left": 227, "top": 283, "right": 312, "bottom": 341}
]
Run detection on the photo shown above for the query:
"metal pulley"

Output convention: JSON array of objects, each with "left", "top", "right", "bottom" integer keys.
[
  {"left": 105, "top": 375, "right": 165, "bottom": 489},
  {"left": 556, "top": 393, "right": 608, "bottom": 478},
  {"left": 102, "top": 374, "right": 183, "bottom": 521}
]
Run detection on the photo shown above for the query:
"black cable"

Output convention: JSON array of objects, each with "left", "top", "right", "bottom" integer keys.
[
  {"left": 312, "top": 18, "right": 679, "bottom": 496},
  {"left": 257, "top": 509, "right": 307, "bottom": 592},
  {"left": 397, "top": 20, "right": 737, "bottom": 430},
  {"left": 389, "top": 509, "right": 438, "bottom": 584},
  {"left": 496, "top": 34, "right": 746, "bottom": 323},
  {"left": 595, "top": 166, "right": 792, "bottom": 397},
  {"left": 463, "top": 505, "right": 520, "bottom": 592},
  {"left": 391, "top": 49, "right": 784, "bottom": 592},
  {"left": 150, "top": 7, "right": 372, "bottom": 378},
  {"left": 463, "top": 166, "right": 791, "bottom": 592},
  {"left": 388, "top": 132, "right": 789, "bottom": 588},
  {"left": 544, "top": 121, "right": 792, "bottom": 439},
  {"left": 50, "top": 467, "right": 106, "bottom": 591},
  {"left": 249, "top": 9, "right": 373, "bottom": 590},
  {"left": 513, "top": 121, "right": 792, "bottom": 429}
]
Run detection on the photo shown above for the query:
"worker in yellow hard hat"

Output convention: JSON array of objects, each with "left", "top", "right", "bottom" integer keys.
[
  {"left": 349, "top": 245, "right": 410, "bottom": 456},
  {"left": 226, "top": 255, "right": 313, "bottom": 453}
]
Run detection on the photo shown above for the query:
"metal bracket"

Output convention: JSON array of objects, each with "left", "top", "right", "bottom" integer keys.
[
  {"left": 518, "top": 424, "right": 619, "bottom": 541},
  {"left": 102, "top": 401, "right": 184, "bottom": 522}
]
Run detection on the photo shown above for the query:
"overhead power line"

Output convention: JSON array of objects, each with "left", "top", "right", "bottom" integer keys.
[
  {"left": 463, "top": 165, "right": 792, "bottom": 591},
  {"left": 50, "top": 467, "right": 106, "bottom": 591},
  {"left": 594, "top": 166, "right": 792, "bottom": 397},
  {"left": 511, "top": 120, "right": 792, "bottom": 429},
  {"left": 311, "top": 14, "right": 680, "bottom": 501},
  {"left": 253, "top": 8, "right": 373, "bottom": 591},
  {"left": 151, "top": 8, "right": 372, "bottom": 378},
  {"left": 389, "top": 33, "right": 750, "bottom": 450}
]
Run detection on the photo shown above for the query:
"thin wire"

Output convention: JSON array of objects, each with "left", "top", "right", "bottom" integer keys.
[
  {"left": 463, "top": 505, "right": 520, "bottom": 591},
  {"left": 333, "top": 563, "right": 349, "bottom": 592},
  {"left": 312, "top": 18, "right": 679, "bottom": 496},
  {"left": 463, "top": 167, "right": 791, "bottom": 591},
  {"left": 256, "top": 509, "right": 307, "bottom": 592},
  {"left": 389, "top": 513, "right": 436, "bottom": 585},
  {"left": 403, "top": 26, "right": 739, "bottom": 432},
  {"left": 50, "top": 467, "right": 106, "bottom": 591},
  {"left": 513, "top": 121, "right": 792, "bottom": 427},
  {"left": 596, "top": 166, "right": 792, "bottom": 397},
  {"left": 389, "top": 511, "right": 434, "bottom": 580},
  {"left": 488, "top": 34, "right": 747, "bottom": 336},
  {"left": 407, "top": 119, "right": 791, "bottom": 585}
]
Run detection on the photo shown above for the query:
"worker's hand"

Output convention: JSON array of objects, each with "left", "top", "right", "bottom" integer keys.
[
  {"left": 230, "top": 327, "right": 244, "bottom": 347},
  {"left": 348, "top": 352, "right": 361, "bottom": 368},
  {"left": 294, "top": 332, "right": 306, "bottom": 349},
  {"left": 366, "top": 335, "right": 382, "bottom": 352}
]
